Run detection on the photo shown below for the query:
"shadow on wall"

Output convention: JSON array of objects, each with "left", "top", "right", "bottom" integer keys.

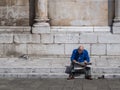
[
  {"left": 29, "top": 0, "right": 35, "bottom": 26},
  {"left": 108, "top": 0, "right": 115, "bottom": 26}
]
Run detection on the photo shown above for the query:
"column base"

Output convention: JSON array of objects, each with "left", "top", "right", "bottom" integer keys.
[
  {"left": 112, "top": 26, "right": 120, "bottom": 34},
  {"left": 32, "top": 23, "right": 50, "bottom": 34},
  {"left": 113, "top": 21, "right": 120, "bottom": 34}
]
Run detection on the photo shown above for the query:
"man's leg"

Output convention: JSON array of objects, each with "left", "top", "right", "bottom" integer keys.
[
  {"left": 84, "top": 67, "right": 92, "bottom": 80},
  {"left": 67, "top": 62, "right": 75, "bottom": 80}
]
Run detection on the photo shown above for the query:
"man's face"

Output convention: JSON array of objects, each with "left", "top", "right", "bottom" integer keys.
[{"left": 78, "top": 48, "right": 83, "bottom": 54}]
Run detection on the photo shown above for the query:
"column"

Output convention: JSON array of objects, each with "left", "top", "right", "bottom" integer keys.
[
  {"left": 32, "top": 0, "right": 50, "bottom": 34},
  {"left": 113, "top": 0, "right": 120, "bottom": 34}
]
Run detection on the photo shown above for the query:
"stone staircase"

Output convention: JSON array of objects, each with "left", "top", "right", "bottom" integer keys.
[{"left": 0, "top": 56, "right": 120, "bottom": 79}]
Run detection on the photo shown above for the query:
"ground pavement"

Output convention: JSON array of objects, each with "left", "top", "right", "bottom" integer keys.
[{"left": 0, "top": 78, "right": 120, "bottom": 90}]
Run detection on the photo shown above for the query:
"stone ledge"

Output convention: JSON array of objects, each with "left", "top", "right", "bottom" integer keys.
[
  {"left": 51, "top": 26, "right": 111, "bottom": 33},
  {"left": 0, "top": 26, "right": 31, "bottom": 32}
]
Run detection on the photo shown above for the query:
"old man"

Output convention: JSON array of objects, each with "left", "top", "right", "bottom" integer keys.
[{"left": 67, "top": 45, "right": 92, "bottom": 80}]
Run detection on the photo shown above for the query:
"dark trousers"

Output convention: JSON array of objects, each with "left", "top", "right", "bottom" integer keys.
[{"left": 69, "top": 62, "right": 91, "bottom": 77}]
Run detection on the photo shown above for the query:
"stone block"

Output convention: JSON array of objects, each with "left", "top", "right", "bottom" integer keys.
[
  {"left": 0, "top": 26, "right": 31, "bottom": 32},
  {"left": 91, "top": 44, "right": 106, "bottom": 55},
  {"left": 3, "top": 44, "right": 27, "bottom": 57},
  {"left": 28, "top": 44, "right": 64, "bottom": 55},
  {"left": 0, "top": 0, "right": 7, "bottom": 6},
  {"left": 104, "top": 74, "right": 120, "bottom": 79},
  {"left": 0, "top": 44, "right": 4, "bottom": 56},
  {"left": 32, "top": 23, "right": 50, "bottom": 34},
  {"left": 51, "top": 26, "right": 94, "bottom": 32},
  {"left": 107, "top": 44, "right": 120, "bottom": 55},
  {"left": 80, "top": 34, "right": 97, "bottom": 43},
  {"left": 55, "top": 33, "right": 79, "bottom": 43},
  {"left": 14, "top": 34, "right": 40, "bottom": 44},
  {"left": 0, "top": 34, "right": 13, "bottom": 43},
  {"left": 16, "top": 0, "right": 29, "bottom": 6},
  {"left": 93, "top": 26, "right": 110, "bottom": 32},
  {"left": 41, "top": 34, "right": 54, "bottom": 43},
  {"left": 98, "top": 34, "right": 120, "bottom": 43},
  {"left": 15, "top": 44, "right": 27, "bottom": 55},
  {"left": 65, "top": 44, "right": 90, "bottom": 55},
  {"left": 113, "top": 26, "right": 120, "bottom": 34}
]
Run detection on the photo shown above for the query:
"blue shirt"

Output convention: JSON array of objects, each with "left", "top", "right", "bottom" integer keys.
[{"left": 71, "top": 49, "right": 90, "bottom": 63}]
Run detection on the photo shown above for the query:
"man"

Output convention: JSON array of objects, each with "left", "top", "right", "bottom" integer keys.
[{"left": 67, "top": 45, "right": 92, "bottom": 80}]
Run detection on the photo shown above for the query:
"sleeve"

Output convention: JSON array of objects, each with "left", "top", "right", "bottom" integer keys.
[
  {"left": 70, "top": 50, "right": 76, "bottom": 62},
  {"left": 85, "top": 50, "right": 90, "bottom": 63}
]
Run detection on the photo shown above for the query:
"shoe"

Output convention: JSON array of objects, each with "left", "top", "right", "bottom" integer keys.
[
  {"left": 85, "top": 76, "right": 93, "bottom": 80},
  {"left": 67, "top": 75, "right": 75, "bottom": 80}
]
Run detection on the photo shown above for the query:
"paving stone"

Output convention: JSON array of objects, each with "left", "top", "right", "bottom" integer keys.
[
  {"left": 0, "top": 78, "right": 119, "bottom": 90},
  {"left": 49, "top": 86, "right": 63, "bottom": 90}
]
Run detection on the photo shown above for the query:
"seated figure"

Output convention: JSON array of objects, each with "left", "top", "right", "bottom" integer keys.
[{"left": 67, "top": 45, "right": 92, "bottom": 80}]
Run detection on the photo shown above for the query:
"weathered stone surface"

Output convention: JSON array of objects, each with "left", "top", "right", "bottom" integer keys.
[
  {"left": 0, "top": 44, "right": 3, "bottom": 56},
  {"left": 80, "top": 34, "right": 97, "bottom": 43},
  {"left": 93, "top": 27, "right": 111, "bottom": 32},
  {"left": 0, "top": 26, "right": 31, "bottom": 32},
  {"left": 0, "top": 0, "right": 29, "bottom": 26},
  {"left": 0, "top": 34, "right": 13, "bottom": 43},
  {"left": 55, "top": 33, "right": 79, "bottom": 43},
  {"left": 32, "top": 24, "right": 50, "bottom": 34},
  {"left": 16, "top": 0, "right": 29, "bottom": 6},
  {"left": 113, "top": 27, "right": 120, "bottom": 34},
  {"left": 3, "top": 44, "right": 27, "bottom": 57},
  {"left": 15, "top": 44, "right": 27, "bottom": 55},
  {"left": 91, "top": 44, "right": 106, "bottom": 55},
  {"left": 98, "top": 34, "right": 120, "bottom": 43},
  {"left": 48, "top": 0, "right": 108, "bottom": 26},
  {"left": 28, "top": 44, "right": 64, "bottom": 55},
  {"left": 0, "top": 0, "right": 7, "bottom": 6},
  {"left": 65, "top": 44, "right": 90, "bottom": 55},
  {"left": 41, "top": 34, "right": 54, "bottom": 43},
  {"left": 14, "top": 34, "right": 40, "bottom": 43},
  {"left": 51, "top": 26, "right": 94, "bottom": 32},
  {"left": 107, "top": 44, "right": 120, "bottom": 55}
]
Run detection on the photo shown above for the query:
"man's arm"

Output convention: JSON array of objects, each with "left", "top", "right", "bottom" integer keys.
[
  {"left": 71, "top": 50, "right": 78, "bottom": 63},
  {"left": 85, "top": 50, "right": 90, "bottom": 63}
]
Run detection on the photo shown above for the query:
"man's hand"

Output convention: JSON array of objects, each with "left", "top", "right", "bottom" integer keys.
[
  {"left": 84, "top": 61, "right": 92, "bottom": 65},
  {"left": 84, "top": 61, "right": 88, "bottom": 65},
  {"left": 73, "top": 60, "right": 77, "bottom": 63}
]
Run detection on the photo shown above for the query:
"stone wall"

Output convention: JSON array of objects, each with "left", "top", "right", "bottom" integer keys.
[
  {"left": 0, "top": 0, "right": 115, "bottom": 26},
  {"left": 0, "top": 32, "right": 120, "bottom": 58},
  {"left": 0, "top": 0, "right": 29, "bottom": 26},
  {"left": 48, "top": 0, "right": 109, "bottom": 26}
]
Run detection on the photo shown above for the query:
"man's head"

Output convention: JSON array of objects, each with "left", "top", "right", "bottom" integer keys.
[{"left": 78, "top": 45, "right": 84, "bottom": 54}]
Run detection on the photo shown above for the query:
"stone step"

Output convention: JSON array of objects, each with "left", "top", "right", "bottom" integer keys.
[
  {"left": 0, "top": 58, "right": 119, "bottom": 78},
  {"left": 92, "top": 67, "right": 120, "bottom": 74}
]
